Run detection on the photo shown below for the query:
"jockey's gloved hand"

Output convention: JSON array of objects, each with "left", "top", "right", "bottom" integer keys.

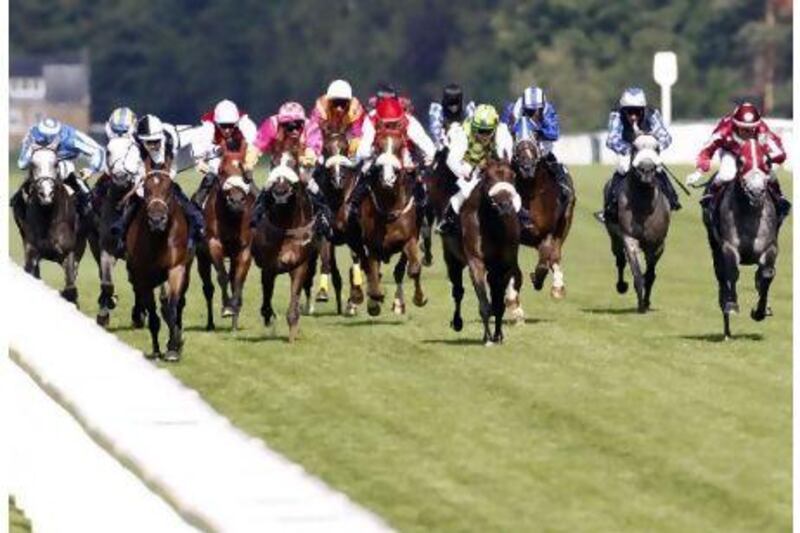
[
  {"left": 195, "top": 159, "right": 211, "bottom": 175},
  {"left": 685, "top": 170, "right": 703, "bottom": 186},
  {"left": 79, "top": 168, "right": 95, "bottom": 181}
]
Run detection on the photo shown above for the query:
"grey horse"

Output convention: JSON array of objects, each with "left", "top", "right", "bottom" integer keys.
[
  {"left": 602, "top": 133, "right": 672, "bottom": 313},
  {"left": 701, "top": 139, "right": 783, "bottom": 339},
  {"left": 12, "top": 146, "right": 87, "bottom": 304}
]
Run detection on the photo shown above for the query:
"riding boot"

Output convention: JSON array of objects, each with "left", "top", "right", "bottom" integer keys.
[
  {"left": 111, "top": 198, "right": 140, "bottom": 254},
  {"left": 65, "top": 173, "right": 93, "bottom": 222},
  {"left": 435, "top": 203, "right": 460, "bottom": 235},
  {"left": 545, "top": 153, "right": 573, "bottom": 202},
  {"left": 10, "top": 187, "right": 27, "bottom": 221},
  {"left": 172, "top": 183, "right": 206, "bottom": 243},
  {"left": 518, "top": 206, "right": 535, "bottom": 233},
  {"left": 308, "top": 188, "right": 333, "bottom": 239},
  {"left": 656, "top": 171, "right": 682, "bottom": 211},
  {"left": 597, "top": 172, "right": 625, "bottom": 223},
  {"left": 768, "top": 179, "right": 792, "bottom": 224},
  {"left": 700, "top": 180, "right": 724, "bottom": 210},
  {"left": 194, "top": 172, "right": 217, "bottom": 208},
  {"left": 347, "top": 173, "right": 371, "bottom": 227},
  {"left": 250, "top": 190, "right": 268, "bottom": 228}
]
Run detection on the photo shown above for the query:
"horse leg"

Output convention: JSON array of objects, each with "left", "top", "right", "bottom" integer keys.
[
  {"left": 140, "top": 289, "right": 161, "bottom": 359},
  {"left": 197, "top": 252, "right": 216, "bottom": 331},
  {"left": 751, "top": 247, "right": 777, "bottom": 322},
  {"left": 407, "top": 238, "right": 427, "bottom": 309},
  {"left": 316, "top": 238, "right": 332, "bottom": 303},
  {"left": 642, "top": 245, "right": 663, "bottom": 311},
  {"left": 467, "top": 257, "right": 493, "bottom": 345},
  {"left": 260, "top": 268, "right": 277, "bottom": 329},
  {"left": 531, "top": 238, "right": 552, "bottom": 291},
  {"left": 287, "top": 261, "right": 309, "bottom": 343},
  {"left": 347, "top": 251, "right": 365, "bottom": 314},
  {"left": 505, "top": 264, "right": 524, "bottom": 325},
  {"left": 162, "top": 265, "right": 186, "bottom": 362},
  {"left": 230, "top": 248, "right": 252, "bottom": 331},
  {"left": 445, "top": 251, "right": 465, "bottom": 332},
  {"left": 302, "top": 248, "right": 317, "bottom": 316},
  {"left": 610, "top": 232, "right": 628, "bottom": 294},
  {"left": 392, "top": 253, "right": 407, "bottom": 315},
  {"left": 421, "top": 210, "right": 434, "bottom": 267},
  {"left": 60, "top": 252, "right": 79, "bottom": 307},
  {"left": 622, "top": 237, "right": 646, "bottom": 313},
  {"left": 330, "top": 247, "right": 343, "bottom": 315},
  {"left": 96, "top": 250, "right": 117, "bottom": 327},
  {"left": 548, "top": 239, "right": 566, "bottom": 300},
  {"left": 489, "top": 269, "right": 507, "bottom": 344},
  {"left": 208, "top": 239, "right": 232, "bottom": 317},
  {"left": 365, "top": 255, "right": 383, "bottom": 317}
]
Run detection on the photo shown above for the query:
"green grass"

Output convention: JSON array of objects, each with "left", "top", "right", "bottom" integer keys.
[
  {"left": 9, "top": 165, "right": 792, "bottom": 532},
  {"left": 9, "top": 497, "right": 32, "bottom": 533}
]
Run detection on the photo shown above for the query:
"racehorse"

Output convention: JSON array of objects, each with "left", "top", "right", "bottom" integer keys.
[
  {"left": 314, "top": 124, "right": 365, "bottom": 315},
  {"left": 702, "top": 138, "right": 784, "bottom": 339},
  {"left": 13, "top": 146, "right": 87, "bottom": 305},
  {"left": 459, "top": 157, "right": 522, "bottom": 345},
  {"left": 195, "top": 146, "right": 255, "bottom": 331},
  {"left": 602, "top": 131, "right": 671, "bottom": 313},
  {"left": 251, "top": 148, "right": 316, "bottom": 342},
  {"left": 88, "top": 136, "right": 141, "bottom": 326},
  {"left": 512, "top": 119, "right": 575, "bottom": 301},
  {"left": 125, "top": 170, "right": 193, "bottom": 361},
  {"left": 355, "top": 128, "right": 426, "bottom": 316}
]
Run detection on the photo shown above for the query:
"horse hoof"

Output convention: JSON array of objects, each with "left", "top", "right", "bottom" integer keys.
[
  {"left": 367, "top": 302, "right": 381, "bottom": 317},
  {"left": 351, "top": 287, "right": 365, "bottom": 305},
  {"left": 616, "top": 281, "right": 629, "bottom": 294},
  {"left": 750, "top": 308, "right": 766, "bottom": 322},
  {"left": 392, "top": 299, "right": 405, "bottom": 315},
  {"left": 422, "top": 255, "right": 433, "bottom": 267},
  {"left": 108, "top": 295, "right": 118, "bottom": 310},
  {"left": 303, "top": 302, "right": 315, "bottom": 316},
  {"left": 315, "top": 290, "right": 329, "bottom": 303},
  {"left": 724, "top": 302, "right": 740, "bottom": 315},
  {"left": 529, "top": 272, "right": 544, "bottom": 291},
  {"left": 144, "top": 351, "right": 160, "bottom": 360},
  {"left": 766, "top": 307, "right": 773, "bottom": 317},
  {"left": 450, "top": 316, "right": 463, "bottom": 332},
  {"left": 345, "top": 302, "right": 358, "bottom": 316},
  {"left": 162, "top": 350, "right": 181, "bottom": 363},
  {"left": 221, "top": 306, "right": 234, "bottom": 318},
  {"left": 96, "top": 313, "right": 110, "bottom": 328},
  {"left": 484, "top": 339, "right": 494, "bottom": 347},
  {"left": 550, "top": 286, "right": 566, "bottom": 300},
  {"left": 413, "top": 294, "right": 428, "bottom": 308},
  {"left": 492, "top": 334, "right": 504, "bottom": 344},
  {"left": 637, "top": 305, "right": 648, "bottom": 314},
  {"left": 206, "top": 322, "right": 216, "bottom": 331}
]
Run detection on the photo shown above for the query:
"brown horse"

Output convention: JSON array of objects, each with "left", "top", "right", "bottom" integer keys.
[
  {"left": 126, "top": 170, "right": 193, "bottom": 361},
  {"left": 355, "top": 129, "right": 426, "bottom": 316},
  {"left": 512, "top": 131, "right": 575, "bottom": 307},
  {"left": 195, "top": 147, "right": 255, "bottom": 331},
  {"left": 251, "top": 147, "right": 317, "bottom": 342},
  {"left": 313, "top": 124, "right": 365, "bottom": 315}
]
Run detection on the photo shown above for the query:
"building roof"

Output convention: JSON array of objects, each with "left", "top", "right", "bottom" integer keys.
[
  {"left": 10, "top": 53, "right": 90, "bottom": 104},
  {"left": 10, "top": 53, "right": 85, "bottom": 78}
]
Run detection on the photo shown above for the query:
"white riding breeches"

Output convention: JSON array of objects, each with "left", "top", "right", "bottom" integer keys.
[
  {"left": 615, "top": 152, "right": 632, "bottom": 174},
  {"left": 539, "top": 140, "right": 553, "bottom": 157},
  {"left": 714, "top": 151, "right": 738, "bottom": 183},
  {"left": 449, "top": 176, "right": 481, "bottom": 213}
]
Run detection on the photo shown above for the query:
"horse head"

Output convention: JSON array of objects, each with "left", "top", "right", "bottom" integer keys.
[
  {"left": 630, "top": 133, "right": 661, "bottom": 185},
  {"left": 106, "top": 136, "right": 142, "bottom": 190},
  {"left": 512, "top": 117, "right": 541, "bottom": 178},
  {"left": 484, "top": 157, "right": 521, "bottom": 217},
  {"left": 322, "top": 126, "right": 354, "bottom": 189},
  {"left": 373, "top": 130, "right": 405, "bottom": 189},
  {"left": 738, "top": 138, "right": 770, "bottom": 207},
  {"left": 265, "top": 151, "right": 302, "bottom": 205},
  {"left": 30, "top": 147, "right": 59, "bottom": 206},
  {"left": 142, "top": 170, "right": 173, "bottom": 232},
  {"left": 218, "top": 152, "right": 250, "bottom": 213}
]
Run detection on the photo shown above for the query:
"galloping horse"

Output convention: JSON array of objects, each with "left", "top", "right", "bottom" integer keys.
[
  {"left": 88, "top": 136, "right": 141, "bottom": 326},
  {"left": 512, "top": 118, "right": 575, "bottom": 300},
  {"left": 315, "top": 123, "right": 365, "bottom": 315},
  {"left": 195, "top": 146, "right": 255, "bottom": 331},
  {"left": 126, "top": 170, "right": 193, "bottom": 361},
  {"left": 702, "top": 138, "right": 784, "bottom": 338},
  {"left": 13, "top": 146, "right": 87, "bottom": 304},
  {"left": 459, "top": 158, "right": 522, "bottom": 345},
  {"left": 355, "top": 128, "right": 426, "bottom": 316},
  {"left": 251, "top": 145, "right": 317, "bottom": 342},
  {"left": 602, "top": 131, "right": 671, "bottom": 313}
]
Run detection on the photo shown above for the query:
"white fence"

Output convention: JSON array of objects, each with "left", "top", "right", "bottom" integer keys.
[{"left": 8, "top": 263, "right": 391, "bottom": 532}]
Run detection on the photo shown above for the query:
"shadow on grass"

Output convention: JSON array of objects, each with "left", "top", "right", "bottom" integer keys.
[
  {"left": 235, "top": 333, "right": 290, "bottom": 343},
  {"left": 107, "top": 324, "right": 146, "bottom": 333},
  {"left": 338, "top": 319, "right": 406, "bottom": 327},
  {"left": 679, "top": 333, "right": 764, "bottom": 343},
  {"left": 421, "top": 337, "right": 485, "bottom": 346},
  {"left": 581, "top": 307, "right": 649, "bottom": 315},
  {"left": 184, "top": 324, "right": 232, "bottom": 333}
]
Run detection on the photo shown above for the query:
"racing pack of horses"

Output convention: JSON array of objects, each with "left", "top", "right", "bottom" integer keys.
[{"left": 13, "top": 121, "right": 788, "bottom": 359}]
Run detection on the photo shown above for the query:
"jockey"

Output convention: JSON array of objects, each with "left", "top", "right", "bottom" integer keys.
[
  {"left": 249, "top": 102, "right": 329, "bottom": 234},
  {"left": 306, "top": 79, "right": 366, "bottom": 157},
  {"left": 685, "top": 101, "right": 790, "bottom": 218},
  {"left": 346, "top": 94, "right": 437, "bottom": 224},
  {"left": 192, "top": 99, "right": 259, "bottom": 207},
  {"left": 13, "top": 117, "right": 103, "bottom": 222},
  {"left": 105, "top": 107, "right": 138, "bottom": 140},
  {"left": 428, "top": 83, "right": 476, "bottom": 152},
  {"left": 437, "top": 104, "right": 533, "bottom": 234},
  {"left": 367, "top": 83, "right": 414, "bottom": 114},
  {"left": 600, "top": 87, "right": 681, "bottom": 222},
  {"left": 110, "top": 114, "right": 206, "bottom": 246},
  {"left": 504, "top": 85, "right": 572, "bottom": 199}
]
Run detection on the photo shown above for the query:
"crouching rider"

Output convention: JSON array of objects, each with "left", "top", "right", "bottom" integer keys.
[
  {"left": 12, "top": 117, "right": 103, "bottom": 224},
  {"left": 110, "top": 114, "right": 206, "bottom": 246},
  {"left": 685, "top": 101, "right": 790, "bottom": 221},
  {"left": 192, "top": 99, "right": 259, "bottom": 207},
  {"left": 249, "top": 102, "right": 329, "bottom": 235},
  {"left": 599, "top": 87, "right": 681, "bottom": 223}
]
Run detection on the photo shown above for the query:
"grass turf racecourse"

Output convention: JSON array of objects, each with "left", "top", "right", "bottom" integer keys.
[{"left": 9, "top": 164, "right": 792, "bottom": 532}]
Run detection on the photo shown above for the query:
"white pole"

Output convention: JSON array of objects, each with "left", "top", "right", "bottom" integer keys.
[
  {"left": 661, "top": 83, "right": 672, "bottom": 126},
  {"left": 653, "top": 51, "right": 678, "bottom": 127}
]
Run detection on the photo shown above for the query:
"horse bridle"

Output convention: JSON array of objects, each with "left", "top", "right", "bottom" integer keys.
[{"left": 514, "top": 138, "right": 539, "bottom": 177}]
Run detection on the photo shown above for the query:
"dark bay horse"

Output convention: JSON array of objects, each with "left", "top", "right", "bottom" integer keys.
[
  {"left": 355, "top": 129, "right": 426, "bottom": 316},
  {"left": 602, "top": 133, "right": 671, "bottom": 313},
  {"left": 251, "top": 149, "right": 317, "bottom": 342},
  {"left": 459, "top": 158, "right": 522, "bottom": 345},
  {"left": 13, "top": 146, "right": 87, "bottom": 304},
  {"left": 512, "top": 122, "right": 575, "bottom": 303},
  {"left": 314, "top": 124, "right": 365, "bottom": 315},
  {"left": 195, "top": 147, "right": 255, "bottom": 331},
  {"left": 88, "top": 136, "right": 141, "bottom": 326},
  {"left": 702, "top": 139, "right": 784, "bottom": 338},
  {"left": 126, "top": 170, "right": 193, "bottom": 361}
]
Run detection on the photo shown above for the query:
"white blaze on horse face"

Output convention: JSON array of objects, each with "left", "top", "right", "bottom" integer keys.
[
  {"left": 31, "top": 148, "right": 58, "bottom": 180},
  {"left": 37, "top": 178, "right": 55, "bottom": 204},
  {"left": 488, "top": 181, "right": 522, "bottom": 213}
]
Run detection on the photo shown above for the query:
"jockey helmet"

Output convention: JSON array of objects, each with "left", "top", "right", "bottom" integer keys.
[
  {"left": 732, "top": 102, "right": 761, "bottom": 139},
  {"left": 522, "top": 86, "right": 546, "bottom": 112},
  {"left": 376, "top": 83, "right": 398, "bottom": 100},
  {"left": 442, "top": 83, "right": 464, "bottom": 117},
  {"left": 31, "top": 118, "right": 63, "bottom": 146},
  {"left": 277, "top": 102, "right": 307, "bottom": 124},
  {"left": 213, "top": 99, "right": 240, "bottom": 125},
  {"left": 376, "top": 97, "right": 405, "bottom": 125},
  {"left": 326, "top": 79, "right": 353, "bottom": 101},
  {"left": 619, "top": 87, "right": 647, "bottom": 109},
  {"left": 471, "top": 104, "right": 499, "bottom": 134},
  {"left": 136, "top": 114, "right": 165, "bottom": 141},
  {"left": 107, "top": 107, "right": 137, "bottom": 136}
]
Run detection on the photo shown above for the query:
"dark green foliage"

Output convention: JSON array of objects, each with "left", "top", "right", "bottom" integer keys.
[{"left": 10, "top": 0, "right": 792, "bottom": 130}]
